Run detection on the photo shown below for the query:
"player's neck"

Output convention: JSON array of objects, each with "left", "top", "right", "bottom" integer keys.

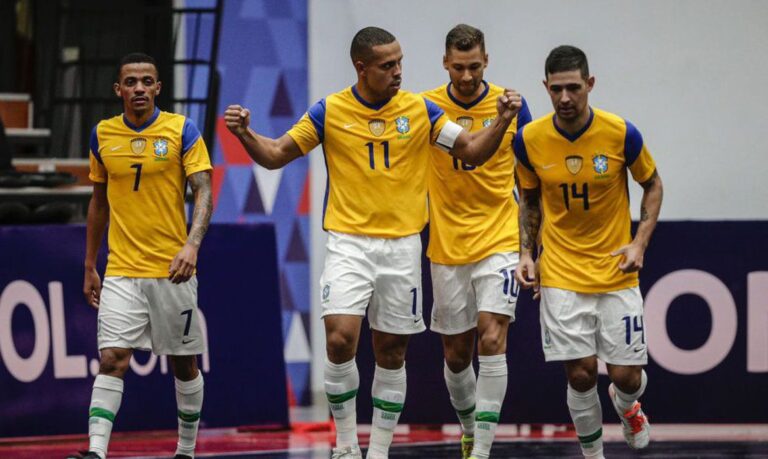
[
  {"left": 448, "top": 81, "right": 485, "bottom": 105},
  {"left": 354, "top": 82, "right": 390, "bottom": 106},
  {"left": 554, "top": 106, "right": 592, "bottom": 135},
  {"left": 124, "top": 106, "right": 156, "bottom": 128}
]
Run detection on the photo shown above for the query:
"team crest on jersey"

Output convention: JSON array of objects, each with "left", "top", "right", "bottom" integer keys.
[
  {"left": 130, "top": 138, "right": 147, "bottom": 154},
  {"left": 322, "top": 283, "right": 331, "bottom": 302},
  {"left": 368, "top": 119, "right": 386, "bottom": 137},
  {"left": 565, "top": 155, "right": 583, "bottom": 175},
  {"left": 456, "top": 116, "right": 474, "bottom": 130},
  {"left": 395, "top": 116, "right": 410, "bottom": 134},
  {"left": 482, "top": 117, "right": 494, "bottom": 128},
  {"left": 592, "top": 154, "right": 609, "bottom": 174},
  {"left": 153, "top": 138, "right": 169, "bottom": 157}
]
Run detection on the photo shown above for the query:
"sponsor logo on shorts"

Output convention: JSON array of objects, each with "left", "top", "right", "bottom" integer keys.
[
  {"left": 633, "top": 346, "right": 646, "bottom": 353},
  {"left": 182, "top": 338, "right": 196, "bottom": 344}
]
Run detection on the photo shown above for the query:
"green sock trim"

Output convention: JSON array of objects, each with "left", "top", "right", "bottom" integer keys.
[
  {"left": 457, "top": 404, "right": 475, "bottom": 417},
  {"left": 475, "top": 411, "right": 500, "bottom": 423},
  {"left": 578, "top": 428, "right": 603, "bottom": 444},
  {"left": 372, "top": 397, "right": 404, "bottom": 413},
  {"left": 89, "top": 407, "right": 115, "bottom": 423},
  {"left": 326, "top": 389, "right": 358, "bottom": 404},
  {"left": 177, "top": 410, "right": 201, "bottom": 422}
]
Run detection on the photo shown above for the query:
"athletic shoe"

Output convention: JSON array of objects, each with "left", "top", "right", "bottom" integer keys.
[
  {"left": 461, "top": 434, "right": 474, "bottom": 459},
  {"left": 331, "top": 444, "right": 363, "bottom": 458},
  {"left": 608, "top": 383, "right": 650, "bottom": 449}
]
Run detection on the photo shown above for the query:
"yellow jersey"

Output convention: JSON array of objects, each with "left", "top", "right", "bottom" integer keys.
[
  {"left": 89, "top": 107, "right": 212, "bottom": 277},
  {"left": 422, "top": 81, "right": 531, "bottom": 264},
  {"left": 287, "top": 86, "right": 448, "bottom": 238},
  {"left": 514, "top": 107, "right": 656, "bottom": 293}
]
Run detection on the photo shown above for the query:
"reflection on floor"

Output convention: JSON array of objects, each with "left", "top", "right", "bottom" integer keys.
[{"left": 2, "top": 423, "right": 767, "bottom": 458}]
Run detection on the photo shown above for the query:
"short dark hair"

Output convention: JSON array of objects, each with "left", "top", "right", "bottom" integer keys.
[
  {"left": 545, "top": 45, "right": 589, "bottom": 79},
  {"left": 350, "top": 27, "right": 396, "bottom": 63},
  {"left": 445, "top": 24, "right": 485, "bottom": 53},
  {"left": 117, "top": 52, "right": 158, "bottom": 81}
]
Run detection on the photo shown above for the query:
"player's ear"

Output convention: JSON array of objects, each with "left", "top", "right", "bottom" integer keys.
[
  {"left": 353, "top": 60, "right": 366, "bottom": 76},
  {"left": 542, "top": 78, "right": 549, "bottom": 91},
  {"left": 113, "top": 82, "right": 121, "bottom": 98},
  {"left": 586, "top": 75, "right": 595, "bottom": 92},
  {"left": 483, "top": 53, "right": 489, "bottom": 68},
  {"left": 442, "top": 54, "right": 449, "bottom": 70},
  {"left": 155, "top": 80, "right": 162, "bottom": 95}
]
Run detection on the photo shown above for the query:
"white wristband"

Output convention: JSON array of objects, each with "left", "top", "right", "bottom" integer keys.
[{"left": 435, "top": 120, "right": 463, "bottom": 152}]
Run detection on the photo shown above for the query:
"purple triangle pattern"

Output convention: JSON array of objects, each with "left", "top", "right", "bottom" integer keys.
[{"left": 243, "top": 178, "right": 265, "bottom": 214}]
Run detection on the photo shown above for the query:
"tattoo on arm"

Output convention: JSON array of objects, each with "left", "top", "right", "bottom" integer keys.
[
  {"left": 187, "top": 171, "right": 213, "bottom": 247},
  {"left": 519, "top": 188, "right": 542, "bottom": 251},
  {"left": 640, "top": 205, "right": 649, "bottom": 222}
]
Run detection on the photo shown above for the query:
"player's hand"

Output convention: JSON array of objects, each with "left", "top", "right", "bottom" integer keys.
[
  {"left": 83, "top": 267, "right": 102, "bottom": 309},
  {"left": 497, "top": 89, "right": 523, "bottom": 121},
  {"left": 224, "top": 104, "right": 251, "bottom": 136},
  {"left": 169, "top": 243, "right": 198, "bottom": 284},
  {"left": 515, "top": 253, "right": 540, "bottom": 299},
  {"left": 611, "top": 243, "right": 645, "bottom": 273}
]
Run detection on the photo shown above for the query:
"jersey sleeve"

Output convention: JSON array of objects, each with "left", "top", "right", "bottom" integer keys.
[
  {"left": 513, "top": 127, "right": 539, "bottom": 188},
  {"left": 423, "top": 97, "right": 448, "bottom": 144},
  {"left": 88, "top": 125, "right": 107, "bottom": 183},
  {"left": 287, "top": 99, "right": 325, "bottom": 155},
  {"left": 515, "top": 97, "right": 533, "bottom": 130},
  {"left": 181, "top": 118, "right": 213, "bottom": 176},
  {"left": 624, "top": 120, "right": 657, "bottom": 183}
]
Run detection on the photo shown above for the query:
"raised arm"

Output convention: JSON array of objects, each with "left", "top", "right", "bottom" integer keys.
[
  {"left": 448, "top": 89, "right": 522, "bottom": 166},
  {"left": 168, "top": 170, "right": 213, "bottom": 284},
  {"left": 611, "top": 170, "right": 664, "bottom": 272},
  {"left": 224, "top": 104, "right": 303, "bottom": 170},
  {"left": 84, "top": 182, "right": 109, "bottom": 308}
]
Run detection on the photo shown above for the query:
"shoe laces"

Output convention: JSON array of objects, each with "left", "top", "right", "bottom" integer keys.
[{"left": 623, "top": 402, "right": 647, "bottom": 434}]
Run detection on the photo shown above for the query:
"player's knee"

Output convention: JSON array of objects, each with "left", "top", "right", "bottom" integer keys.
[
  {"left": 567, "top": 367, "right": 597, "bottom": 392},
  {"left": 609, "top": 365, "right": 643, "bottom": 393},
  {"left": 326, "top": 331, "right": 356, "bottom": 360},
  {"left": 375, "top": 350, "right": 405, "bottom": 370},
  {"left": 477, "top": 330, "right": 506, "bottom": 355},
  {"left": 98, "top": 350, "right": 130, "bottom": 377},
  {"left": 444, "top": 347, "right": 472, "bottom": 373}
]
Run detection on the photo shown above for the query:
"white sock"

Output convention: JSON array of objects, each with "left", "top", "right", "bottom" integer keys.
[
  {"left": 613, "top": 370, "right": 647, "bottom": 412},
  {"left": 367, "top": 364, "right": 406, "bottom": 459},
  {"left": 443, "top": 361, "right": 476, "bottom": 437},
  {"left": 567, "top": 385, "right": 604, "bottom": 458},
  {"left": 175, "top": 372, "right": 204, "bottom": 457},
  {"left": 472, "top": 354, "right": 507, "bottom": 459},
  {"left": 88, "top": 374, "right": 124, "bottom": 459},
  {"left": 325, "top": 357, "right": 360, "bottom": 448}
]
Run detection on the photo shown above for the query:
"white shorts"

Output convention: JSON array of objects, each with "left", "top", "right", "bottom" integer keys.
[
  {"left": 430, "top": 252, "right": 520, "bottom": 335},
  {"left": 98, "top": 276, "right": 206, "bottom": 355},
  {"left": 540, "top": 286, "right": 647, "bottom": 365},
  {"left": 319, "top": 231, "right": 425, "bottom": 334}
]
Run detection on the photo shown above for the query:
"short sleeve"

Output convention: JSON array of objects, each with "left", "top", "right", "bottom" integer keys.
[
  {"left": 182, "top": 136, "right": 213, "bottom": 177},
  {"left": 624, "top": 120, "right": 656, "bottom": 183},
  {"left": 513, "top": 127, "right": 539, "bottom": 188},
  {"left": 287, "top": 99, "right": 324, "bottom": 155},
  {"left": 88, "top": 125, "right": 107, "bottom": 183}
]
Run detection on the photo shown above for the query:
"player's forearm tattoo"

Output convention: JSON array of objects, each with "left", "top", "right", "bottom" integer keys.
[
  {"left": 187, "top": 171, "right": 213, "bottom": 247},
  {"left": 640, "top": 205, "right": 649, "bottom": 222},
  {"left": 519, "top": 188, "right": 542, "bottom": 251}
]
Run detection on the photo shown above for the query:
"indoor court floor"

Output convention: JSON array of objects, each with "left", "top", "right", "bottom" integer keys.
[{"left": 3, "top": 423, "right": 767, "bottom": 459}]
